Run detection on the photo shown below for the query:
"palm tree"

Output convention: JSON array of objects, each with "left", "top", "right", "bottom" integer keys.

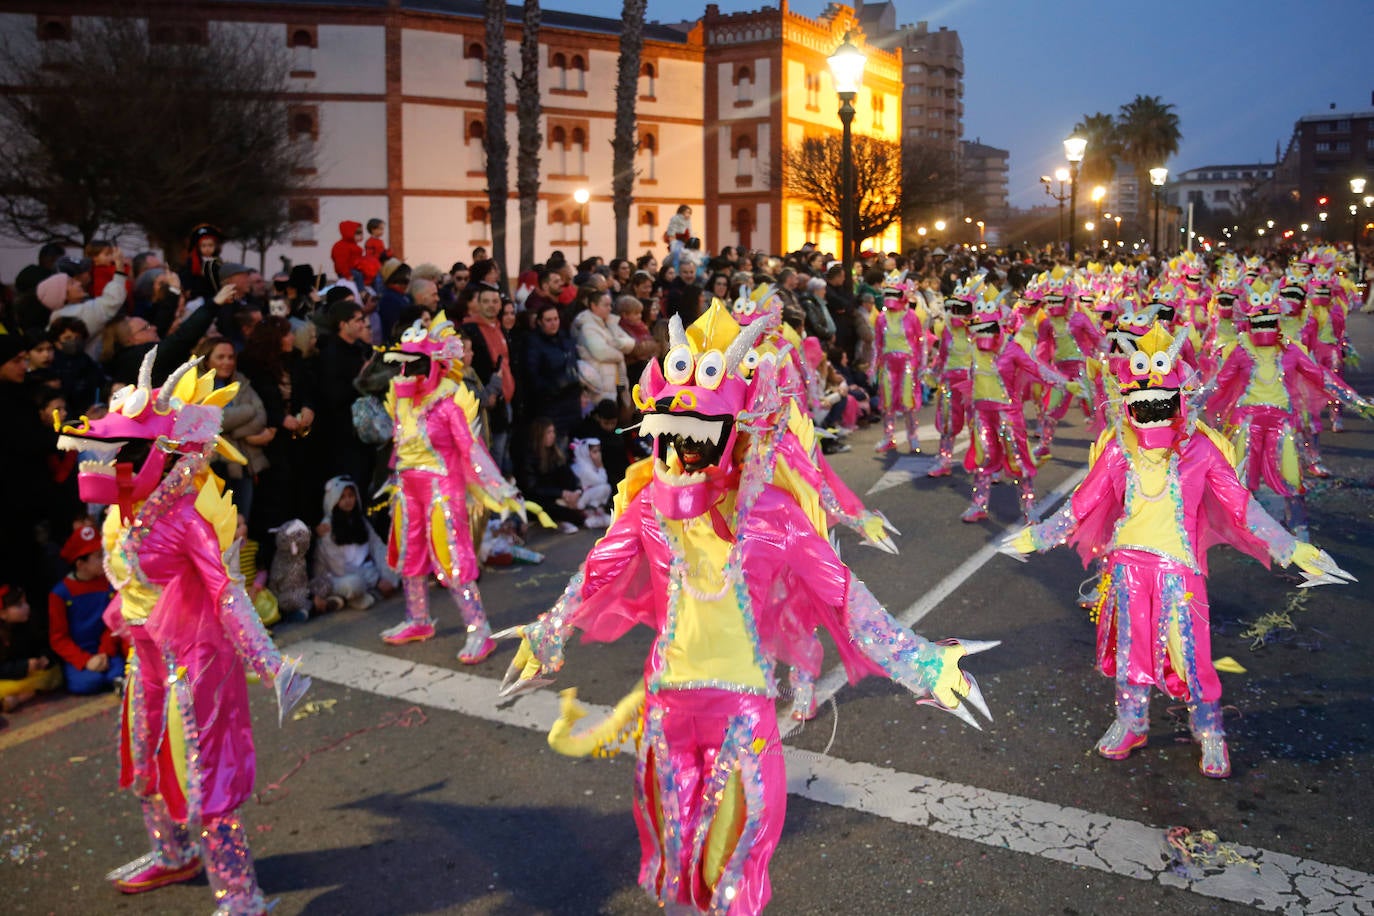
[
  {"left": 1071, "top": 112, "right": 1120, "bottom": 188},
  {"left": 482, "top": 0, "right": 510, "bottom": 280},
  {"left": 611, "top": 0, "right": 648, "bottom": 260},
  {"left": 514, "top": 0, "right": 542, "bottom": 271},
  {"left": 1117, "top": 95, "right": 1181, "bottom": 223}
]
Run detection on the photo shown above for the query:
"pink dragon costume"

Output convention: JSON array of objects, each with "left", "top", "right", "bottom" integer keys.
[
  {"left": 1001, "top": 322, "right": 1354, "bottom": 778},
  {"left": 1032, "top": 266, "right": 1102, "bottom": 462},
  {"left": 1175, "top": 252, "right": 1213, "bottom": 330},
  {"left": 1303, "top": 246, "right": 1357, "bottom": 433},
  {"left": 1204, "top": 279, "right": 1374, "bottom": 540},
  {"left": 729, "top": 286, "right": 899, "bottom": 721},
  {"left": 1199, "top": 258, "right": 1244, "bottom": 382},
  {"left": 380, "top": 312, "right": 524, "bottom": 662},
  {"left": 872, "top": 276, "right": 927, "bottom": 453},
  {"left": 56, "top": 350, "right": 311, "bottom": 914},
  {"left": 960, "top": 279, "right": 1067, "bottom": 522},
  {"left": 925, "top": 275, "right": 980, "bottom": 478},
  {"left": 498, "top": 301, "right": 992, "bottom": 915}
]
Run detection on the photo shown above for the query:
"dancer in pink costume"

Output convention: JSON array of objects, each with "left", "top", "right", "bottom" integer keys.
[
  {"left": 1001, "top": 322, "right": 1354, "bottom": 778},
  {"left": 926, "top": 275, "right": 980, "bottom": 478},
  {"left": 1204, "top": 279, "right": 1374, "bottom": 540},
  {"left": 57, "top": 351, "right": 311, "bottom": 914},
  {"left": 380, "top": 312, "right": 525, "bottom": 662},
  {"left": 499, "top": 301, "right": 992, "bottom": 915},
  {"left": 1032, "top": 267, "right": 1102, "bottom": 462},
  {"left": 1303, "top": 246, "right": 1357, "bottom": 432},
  {"left": 1198, "top": 258, "right": 1244, "bottom": 383},
  {"left": 960, "top": 279, "right": 1067, "bottom": 523},
  {"left": 730, "top": 286, "right": 898, "bottom": 721},
  {"left": 872, "top": 276, "right": 927, "bottom": 453}
]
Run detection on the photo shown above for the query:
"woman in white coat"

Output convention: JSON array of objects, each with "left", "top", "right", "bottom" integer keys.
[{"left": 571, "top": 287, "right": 635, "bottom": 406}]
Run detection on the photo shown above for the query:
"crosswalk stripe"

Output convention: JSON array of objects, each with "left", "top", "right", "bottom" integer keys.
[{"left": 292, "top": 638, "right": 1374, "bottom": 914}]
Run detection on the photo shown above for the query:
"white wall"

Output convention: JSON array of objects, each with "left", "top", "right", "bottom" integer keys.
[{"left": 401, "top": 28, "right": 473, "bottom": 99}]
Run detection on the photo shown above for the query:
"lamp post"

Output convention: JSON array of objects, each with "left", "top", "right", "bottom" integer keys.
[
  {"left": 1113, "top": 215, "right": 1122, "bottom": 246},
  {"left": 1149, "top": 166, "right": 1168, "bottom": 255},
  {"left": 1041, "top": 169, "right": 1070, "bottom": 252},
  {"left": 1351, "top": 177, "right": 1367, "bottom": 277},
  {"left": 1091, "top": 185, "right": 1106, "bottom": 248},
  {"left": 1064, "top": 136, "right": 1087, "bottom": 259},
  {"left": 933, "top": 219, "right": 947, "bottom": 249},
  {"left": 976, "top": 219, "right": 985, "bottom": 246},
  {"left": 573, "top": 187, "right": 590, "bottom": 265},
  {"left": 828, "top": 32, "right": 866, "bottom": 282}
]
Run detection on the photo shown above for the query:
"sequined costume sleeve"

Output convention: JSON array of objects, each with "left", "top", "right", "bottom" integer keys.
[
  {"left": 436, "top": 396, "right": 521, "bottom": 506},
  {"left": 839, "top": 578, "right": 960, "bottom": 698},
  {"left": 1203, "top": 346, "right": 1251, "bottom": 425},
  {"left": 1024, "top": 437, "right": 1125, "bottom": 560},
  {"left": 182, "top": 514, "right": 287, "bottom": 685},
  {"left": 522, "top": 489, "right": 656, "bottom": 671},
  {"left": 1288, "top": 344, "right": 1371, "bottom": 413}
]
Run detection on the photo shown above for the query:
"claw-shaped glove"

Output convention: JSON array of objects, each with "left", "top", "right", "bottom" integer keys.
[
  {"left": 274, "top": 655, "right": 312, "bottom": 726},
  {"left": 1290, "top": 541, "right": 1358, "bottom": 588},
  {"left": 858, "top": 510, "right": 901, "bottom": 554},
  {"left": 372, "top": 475, "right": 399, "bottom": 502},
  {"left": 996, "top": 527, "right": 1036, "bottom": 563},
  {"left": 523, "top": 500, "right": 556, "bottom": 529},
  {"left": 496, "top": 630, "right": 556, "bottom": 697},
  {"left": 917, "top": 638, "right": 998, "bottom": 730},
  {"left": 1065, "top": 380, "right": 1085, "bottom": 399}
]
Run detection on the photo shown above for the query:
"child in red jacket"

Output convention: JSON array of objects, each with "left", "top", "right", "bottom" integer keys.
[
  {"left": 331, "top": 220, "right": 365, "bottom": 282},
  {"left": 48, "top": 524, "right": 123, "bottom": 695}
]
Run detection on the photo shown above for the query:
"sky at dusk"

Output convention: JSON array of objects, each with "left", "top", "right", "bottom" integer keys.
[{"left": 579, "top": 0, "right": 1374, "bottom": 208}]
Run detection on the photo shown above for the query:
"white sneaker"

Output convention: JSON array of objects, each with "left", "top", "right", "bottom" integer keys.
[
  {"left": 558, "top": 521, "right": 579, "bottom": 534},
  {"left": 585, "top": 512, "right": 610, "bottom": 529}
]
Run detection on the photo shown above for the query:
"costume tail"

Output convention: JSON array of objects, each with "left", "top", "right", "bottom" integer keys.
[{"left": 547, "top": 684, "right": 646, "bottom": 758}]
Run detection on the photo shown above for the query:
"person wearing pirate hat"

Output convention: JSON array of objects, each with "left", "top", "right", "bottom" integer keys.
[{"left": 48, "top": 524, "right": 123, "bottom": 694}]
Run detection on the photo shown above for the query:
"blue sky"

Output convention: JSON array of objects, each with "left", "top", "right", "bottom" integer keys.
[{"left": 580, "top": 0, "right": 1374, "bottom": 207}]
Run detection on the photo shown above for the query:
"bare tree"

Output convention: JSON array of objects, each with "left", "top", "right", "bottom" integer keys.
[
  {"left": 0, "top": 16, "right": 309, "bottom": 259},
  {"left": 483, "top": 0, "right": 511, "bottom": 279},
  {"left": 901, "top": 140, "right": 967, "bottom": 226},
  {"left": 611, "top": 0, "right": 648, "bottom": 261},
  {"left": 514, "top": 0, "right": 542, "bottom": 270},
  {"left": 779, "top": 134, "right": 903, "bottom": 246}
]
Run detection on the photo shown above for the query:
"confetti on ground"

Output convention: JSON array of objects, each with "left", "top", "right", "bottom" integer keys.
[
  {"left": 1240, "top": 589, "right": 1311, "bottom": 649},
  {"left": 1166, "top": 826, "right": 1260, "bottom": 877},
  {"left": 290, "top": 698, "right": 338, "bottom": 721},
  {"left": 3, "top": 821, "right": 46, "bottom": 866}
]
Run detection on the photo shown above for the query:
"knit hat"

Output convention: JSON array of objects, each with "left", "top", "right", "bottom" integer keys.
[
  {"left": 60, "top": 524, "right": 101, "bottom": 563},
  {"left": 0, "top": 334, "right": 27, "bottom": 364},
  {"left": 37, "top": 273, "right": 71, "bottom": 311}
]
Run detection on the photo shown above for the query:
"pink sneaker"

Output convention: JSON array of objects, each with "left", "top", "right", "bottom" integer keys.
[
  {"left": 960, "top": 505, "right": 988, "bottom": 523},
  {"left": 1096, "top": 720, "right": 1148, "bottom": 760},
  {"left": 457, "top": 632, "right": 496, "bottom": 664},
  {"left": 874, "top": 439, "right": 897, "bottom": 454},
  {"left": 110, "top": 856, "right": 202, "bottom": 894},
  {"left": 380, "top": 619, "right": 436, "bottom": 645},
  {"left": 1197, "top": 736, "right": 1232, "bottom": 778},
  {"left": 927, "top": 458, "right": 953, "bottom": 478}
]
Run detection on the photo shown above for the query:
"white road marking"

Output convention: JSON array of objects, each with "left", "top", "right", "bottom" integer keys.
[
  {"left": 293, "top": 639, "right": 1374, "bottom": 914},
  {"left": 864, "top": 432, "right": 970, "bottom": 495}
]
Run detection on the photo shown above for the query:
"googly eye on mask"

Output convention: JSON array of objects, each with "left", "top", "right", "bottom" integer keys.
[
  {"left": 695, "top": 350, "right": 726, "bottom": 390},
  {"left": 664, "top": 344, "right": 693, "bottom": 385}
]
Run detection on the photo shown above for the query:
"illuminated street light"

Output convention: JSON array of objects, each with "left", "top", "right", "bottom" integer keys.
[
  {"left": 934, "top": 219, "right": 947, "bottom": 232},
  {"left": 1064, "top": 136, "right": 1087, "bottom": 257},
  {"left": 1149, "top": 167, "right": 1168, "bottom": 254},
  {"left": 573, "top": 187, "right": 590, "bottom": 263},
  {"left": 828, "top": 32, "right": 866, "bottom": 277}
]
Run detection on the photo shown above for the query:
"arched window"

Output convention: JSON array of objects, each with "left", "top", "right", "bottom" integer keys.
[
  {"left": 467, "top": 119, "right": 486, "bottom": 171},
  {"left": 550, "top": 125, "right": 568, "bottom": 175},
  {"left": 734, "top": 135, "right": 754, "bottom": 180},
  {"left": 639, "top": 132, "right": 657, "bottom": 181},
  {"left": 735, "top": 208, "right": 753, "bottom": 250},
  {"left": 552, "top": 52, "right": 568, "bottom": 90},
  {"left": 289, "top": 198, "right": 319, "bottom": 243},
  {"left": 640, "top": 207, "right": 658, "bottom": 245},
  {"left": 550, "top": 207, "right": 567, "bottom": 240},
  {"left": 734, "top": 65, "right": 753, "bottom": 104},
  {"left": 570, "top": 55, "right": 586, "bottom": 92},
  {"left": 639, "top": 61, "right": 656, "bottom": 99},
  {"left": 465, "top": 41, "right": 484, "bottom": 83},
  {"left": 570, "top": 127, "right": 587, "bottom": 176},
  {"left": 470, "top": 204, "right": 489, "bottom": 242}
]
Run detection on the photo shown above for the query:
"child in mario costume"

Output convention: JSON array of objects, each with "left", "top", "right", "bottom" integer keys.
[{"left": 48, "top": 523, "right": 122, "bottom": 694}]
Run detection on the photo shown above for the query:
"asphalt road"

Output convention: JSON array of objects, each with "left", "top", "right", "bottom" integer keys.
[{"left": 4, "top": 312, "right": 1374, "bottom": 916}]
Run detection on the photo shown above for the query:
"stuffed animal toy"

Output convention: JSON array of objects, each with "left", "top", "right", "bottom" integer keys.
[{"left": 268, "top": 520, "right": 315, "bottom": 620}]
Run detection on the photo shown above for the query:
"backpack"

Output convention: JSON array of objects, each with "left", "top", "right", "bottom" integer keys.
[{"left": 351, "top": 395, "right": 392, "bottom": 445}]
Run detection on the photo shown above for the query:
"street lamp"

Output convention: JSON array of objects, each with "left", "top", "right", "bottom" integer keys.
[
  {"left": 573, "top": 187, "right": 590, "bottom": 265},
  {"left": 1041, "top": 170, "right": 1070, "bottom": 250},
  {"left": 1064, "top": 136, "right": 1087, "bottom": 259},
  {"left": 976, "top": 220, "right": 985, "bottom": 245},
  {"left": 828, "top": 32, "right": 866, "bottom": 281},
  {"left": 1351, "top": 177, "right": 1367, "bottom": 276},
  {"left": 1113, "top": 215, "right": 1122, "bottom": 245},
  {"left": 1149, "top": 166, "right": 1168, "bottom": 255}
]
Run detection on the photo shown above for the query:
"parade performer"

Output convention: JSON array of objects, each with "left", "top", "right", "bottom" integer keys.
[
  {"left": 729, "top": 286, "right": 898, "bottom": 721},
  {"left": 1199, "top": 259, "right": 1244, "bottom": 382},
  {"left": 961, "top": 279, "right": 1067, "bottom": 522},
  {"left": 1000, "top": 321, "right": 1355, "bottom": 778},
  {"left": 1032, "top": 266, "right": 1101, "bottom": 462},
  {"left": 926, "top": 275, "right": 979, "bottom": 478},
  {"left": 57, "top": 350, "right": 311, "bottom": 914},
  {"left": 872, "top": 276, "right": 927, "bottom": 453},
  {"left": 1304, "top": 246, "right": 1357, "bottom": 432},
  {"left": 1204, "top": 280, "right": 1374, "bottom": 540},
  {"left": 379, "top": 312, "right": 525, "bottom": 662},
  {"left": 499, "top": 301, "right": 993, "bottom": 915}
]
